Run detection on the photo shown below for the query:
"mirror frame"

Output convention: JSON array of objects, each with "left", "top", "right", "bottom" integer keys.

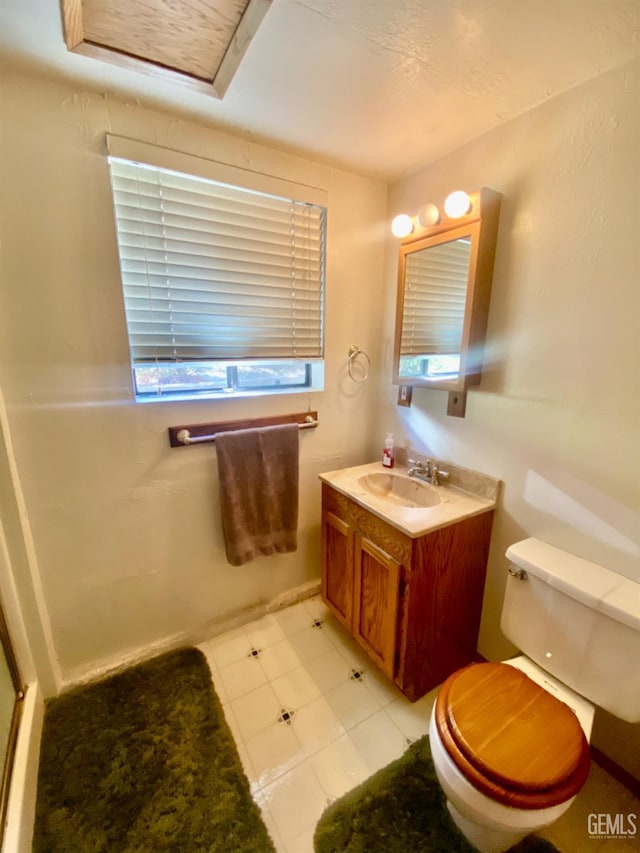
[{"left": 392, "top": 187, "right": 501, "bottom": 394}]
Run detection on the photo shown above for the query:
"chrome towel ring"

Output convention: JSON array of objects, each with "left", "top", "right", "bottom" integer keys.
[{"left": 347, "top": 345, "right": 370, "bottom": 383}]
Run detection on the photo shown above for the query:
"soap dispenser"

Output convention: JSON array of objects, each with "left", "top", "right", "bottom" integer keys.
[{"left": 382, "top": 433, "right": 395, "bottom": 468}]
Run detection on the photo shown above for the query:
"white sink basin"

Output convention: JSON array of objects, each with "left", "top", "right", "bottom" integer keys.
[{"left": 357, "top": 472, "right": 442, "bottom": 508}]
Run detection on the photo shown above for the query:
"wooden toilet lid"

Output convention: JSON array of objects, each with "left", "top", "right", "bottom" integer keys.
[{"left": 435, "top": 662, "right": 591, "bottom": 809}]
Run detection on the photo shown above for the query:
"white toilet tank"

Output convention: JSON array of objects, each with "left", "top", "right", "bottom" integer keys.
[{"left": 501, "top": 538, "right": 640, "bottom": 723}]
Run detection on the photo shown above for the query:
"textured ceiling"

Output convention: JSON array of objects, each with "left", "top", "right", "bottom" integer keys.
[{"left": 1, "top": 0, "right": 639, "bottom": 180}]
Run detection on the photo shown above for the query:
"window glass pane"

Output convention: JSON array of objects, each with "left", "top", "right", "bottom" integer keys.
[
  {"left": 133, "top": 361, "right": 311, "bottom": 398},
  {"left": 134, "top": 364, "right": 228, "bottom": 396},
  {"left": 236, "top": 363, "right": 308, "bottom": 389}
]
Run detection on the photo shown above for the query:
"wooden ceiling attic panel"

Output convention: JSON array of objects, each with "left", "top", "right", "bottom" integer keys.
[{"left": 60, "top": 0, "right": 272, "bottom": 97}]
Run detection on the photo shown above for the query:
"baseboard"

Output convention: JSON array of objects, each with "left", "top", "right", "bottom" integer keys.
[
  {"left": 591, "top": 745, "right": 640, "bottom": 799},
  {"left": 2, "top": 682, "right": 43, "bottom": 853},
  {"left": 267, "top": 578, "right": 321, "bottom": 613},
  {"left": 58, "top": 579, "right": 322, "bottom": 693},
  {"left": 59, "top": 630, "right": 191, "bottom": 693},
  {"left": 191, "top": 578, "right": 321, "bottom": 643}
]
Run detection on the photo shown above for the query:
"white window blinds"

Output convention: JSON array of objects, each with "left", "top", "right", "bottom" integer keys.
[
  {"left": 108, "top": 156, "right": 326, "bottom": 365},
  {"left": 400, "top": 237, "right": 471, "bottom": 356}
]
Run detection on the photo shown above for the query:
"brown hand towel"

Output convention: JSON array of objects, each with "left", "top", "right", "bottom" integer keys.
[{"left": 215, "top": 424, "right": 299, "bottom": 566}]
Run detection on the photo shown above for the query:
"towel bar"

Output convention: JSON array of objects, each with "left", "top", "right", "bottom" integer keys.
[{"left": 168, "top": 412, "right": 318, "bottom": 447}]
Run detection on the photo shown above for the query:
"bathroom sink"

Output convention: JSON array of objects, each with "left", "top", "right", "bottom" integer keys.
[{"left": 357, "top": 472, "right": 442, "bottom": 508}]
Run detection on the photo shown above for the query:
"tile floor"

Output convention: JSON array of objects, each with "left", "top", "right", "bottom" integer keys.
[{"left": 198, "top": 596, "right": 637, "bottom": 853}]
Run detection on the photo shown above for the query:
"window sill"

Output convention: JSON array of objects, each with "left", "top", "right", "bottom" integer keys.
[{"left": 134, "top": 384, "right": 323, "bottom": 405}]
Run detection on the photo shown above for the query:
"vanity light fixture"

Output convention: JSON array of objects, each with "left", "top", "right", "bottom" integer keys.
[
  {"left": 418, "top": 203, "right": 440, "bottom": 227},
  {"left": 391, "top": 213, "right": 414, "bottom": 238},
  {"left": 391, "top": 191, "right": 475, "bottom": 237},
  {"left": 443, "top": 190, "right": 472, "bottom": 218}
]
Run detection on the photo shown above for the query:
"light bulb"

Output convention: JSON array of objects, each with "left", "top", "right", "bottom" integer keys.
[
  {"left": 444, "top": 190, "right": 471, "bottom": 219},
  {"left": 391, "top": 214, "right": 414, "bottom": 238},
  {"left": 417, "top": 203, "right": 440, "bottom": 227}
]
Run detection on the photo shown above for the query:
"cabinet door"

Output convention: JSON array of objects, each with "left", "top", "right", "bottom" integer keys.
[
  {"left": 321, "top": 510, "right": 355, "bottom": 629},
  {"left": 353, "top": 536, "right": 401, "bottom": 679}
]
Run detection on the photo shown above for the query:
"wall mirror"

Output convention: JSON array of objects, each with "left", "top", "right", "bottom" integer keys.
[{"left": 393, "top": 188, "right": 501, "bottom": 414}]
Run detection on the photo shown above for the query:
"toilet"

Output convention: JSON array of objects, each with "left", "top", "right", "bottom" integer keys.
[{"left": 429, "top": 537, "right": 640, "bottom": 853}]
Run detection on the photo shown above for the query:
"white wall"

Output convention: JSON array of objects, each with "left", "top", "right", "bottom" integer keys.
[
  {"left": 1, "top": 58, "right": 637, "bottom": 776},
  {"left": 0, "top": 69, "right": 387, "bottom": 689},
  {"left": 379, "top": 58, "right": 640, "bottom": 775}
]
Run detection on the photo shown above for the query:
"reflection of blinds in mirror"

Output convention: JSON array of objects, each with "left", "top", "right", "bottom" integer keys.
[{"left": 400, "top": 238, "right": 471, "bottom": 356}]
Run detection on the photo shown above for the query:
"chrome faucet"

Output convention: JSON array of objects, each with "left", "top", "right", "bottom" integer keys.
[
  {"left": 407, "top": 458, "right": 432, "bottom": 482},
  {"left": 407, "top": 458, "right": 450, "bottom": 486}
]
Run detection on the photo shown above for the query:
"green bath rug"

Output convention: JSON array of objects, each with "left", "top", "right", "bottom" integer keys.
[
  {"left": 314, "top": 736, "right": 560, "bottom": 853},
  {"left": 34, "top": 646, "right": 275, "bottom": 852}
]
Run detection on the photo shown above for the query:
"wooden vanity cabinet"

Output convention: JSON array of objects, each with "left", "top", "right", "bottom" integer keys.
[{"left": 321, "top": 483, "right": 493, "bottom": 701}]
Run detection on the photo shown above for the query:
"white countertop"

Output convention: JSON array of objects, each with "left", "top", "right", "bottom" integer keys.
[{"left": 319, "top": 461, "right": 498, "bottom": 538}]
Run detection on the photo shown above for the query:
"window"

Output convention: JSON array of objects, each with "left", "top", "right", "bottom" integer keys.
[{"left": 106, "top": 137, "right": 326, "bottom": 401}]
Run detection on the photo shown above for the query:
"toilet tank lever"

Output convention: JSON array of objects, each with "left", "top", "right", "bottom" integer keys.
[{"left": 508, "top": 567, "right": 528, "bottom": 580}]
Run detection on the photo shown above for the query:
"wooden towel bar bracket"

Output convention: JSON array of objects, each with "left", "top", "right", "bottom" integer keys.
[{"left": 168, "top": 411, "right": 319, "bottom": 447}]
